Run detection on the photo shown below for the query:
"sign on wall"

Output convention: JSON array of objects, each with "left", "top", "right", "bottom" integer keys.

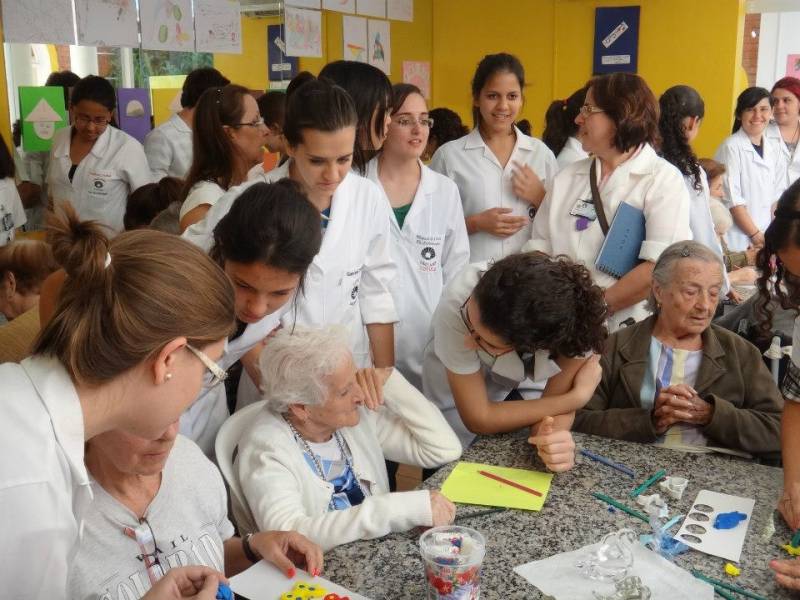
[
  {"left": 268, "top": 24, "right": 299, "bottom": 81},
  {"left": 593, "top": 6, "right": 640, "bottom": 75}
]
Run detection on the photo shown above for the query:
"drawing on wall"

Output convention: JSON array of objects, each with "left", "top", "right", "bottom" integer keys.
[
  {"left": 343, "top": 16, "right": 368, "bottom": 62},
  {"left": 117, "top": 89, "right": 153, "bottom": 143},
  {"left": 20, "top": 87, "right": 67, "bottom": 152},
  {"left": 357, "top": 0, "right": 385, "bottom": 18},
  {"left": 195, "top": 0, "right": 242, "bottom": 54},
  {"left": 367, "top": 19, "right": 391, "bottom": 75},
  {"left": 1, "top": 0, "right": 76, "bottom": 45},
  {"left": 787, "top": 54, "right": 800, "bottom": 78},
  {"left": 387, "top": 0, "right": 412, "bottom": 22},
  {"left": 285, "top": 7, "right": 322, "bottom": 58},
  {"left": 323, "top": 0, "right": 355, "bottom": 13},
  {"left": 140, "top": 0, "right": 194, "bottom": 51},
  {"left": 75, "top": 0, "right": 139, "bottom": 47},
  {"left": 403, "top": 61, "right": 430, "bottom": 99},
  {"left": 285, "top": 0, "right": 320, "bottom": 6}
]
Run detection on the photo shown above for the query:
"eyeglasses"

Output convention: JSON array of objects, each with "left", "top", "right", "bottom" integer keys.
[
  {"left": 186, "top": 343, "right": 228, "bottom": 388},
  {"left": 74, "top": 114, "right": 111, "bottom": 128},
  {"left": 578, "top": 104, "right": 605, "bottom": 118},
  {"left": 231, "top": 116, "right": 266, "bottom": 129},
  {"left": 459, "top": 296, "right": 513, "bottom": 365},
  {"left": 123, "top": 518, "right": 164, "bottom": 586},
  {"left": 392, "top": 116, "right": 434, "bottom": 128}
]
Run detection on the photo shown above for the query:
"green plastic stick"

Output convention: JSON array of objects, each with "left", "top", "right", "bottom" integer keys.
[
  {"left": 791, "top": 528, "right": 800, "bottom": 548},
  {"left": 629, "top": 469, "right": 667, "bottom": 498},
  {"left": 713, "top": 587, "right": 736, "bottom": 600},
  {"left": 591, "top": 492, "right": 650, "bottom": 523},
  {"left": 691, "top": 569, "right": 769, "bottom": 600}
]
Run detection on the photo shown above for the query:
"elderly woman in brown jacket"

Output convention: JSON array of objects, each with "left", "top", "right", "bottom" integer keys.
[{"left": 574, "top": 241, "right": 782, "bottom": 457}]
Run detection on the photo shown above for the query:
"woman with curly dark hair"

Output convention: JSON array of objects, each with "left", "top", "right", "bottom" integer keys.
[
  {"left": 422, "top": 108, "right": 468, "bottom": 161},
  {"left": 421, "top": 252, "right": 608, "bottom": 472}
]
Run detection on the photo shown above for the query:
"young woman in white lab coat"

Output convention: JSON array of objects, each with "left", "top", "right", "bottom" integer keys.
[
  {"left": 714, "top": 87, "right": 788, "bottom": 252},
  {"left": 47, "top": 75, "right": 152, "bottom": 236},
  {"left": 528, "top": 73, "right": 690, "bottom": 332},
  {"left": 179, "top": 84, "right": 268, "bottom": 232},
  {"left": 179, "top": 179, "right": 322, "bottom": 456},
  {"left": 542, "top": 85, "right": 590, "bottom": 171},
  {"left": 767, "top": 77, "right": 800, "bottom": 187},
  {"left": 0, "top": 203, "right": 236, "bottom": 599},
  {"left": 430, "top": 53, "right": 558, "bottom": 263},
  {"left": 365, "top": 83, "right": 469, "bottom": 391}
]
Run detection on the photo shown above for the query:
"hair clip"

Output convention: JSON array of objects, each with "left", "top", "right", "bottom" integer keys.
[{"left": 104, "top": 252, "right": 112, "bottom": 269}]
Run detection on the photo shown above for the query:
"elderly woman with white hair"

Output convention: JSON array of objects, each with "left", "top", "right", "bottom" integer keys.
[
  {"left": 573, "top": 240, "right": 782, "bottom": 458},
  {"left": 233, "top": 326, "right": 463, "bottom": 551}
]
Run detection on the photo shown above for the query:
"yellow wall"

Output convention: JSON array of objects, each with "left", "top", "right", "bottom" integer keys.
[{"left": 0, "top": 28, "right": 11, "bottom": 146}]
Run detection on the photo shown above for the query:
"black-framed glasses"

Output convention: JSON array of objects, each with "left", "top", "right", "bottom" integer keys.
[
  {"left": 74, "top": 114, "right": 111, "bottom": 128},
  {"left": 459, "top": 296, "right": 514, "bottom": 365},
  {"left": 123, "top": 518, "right": 165, "bottom": 586}
]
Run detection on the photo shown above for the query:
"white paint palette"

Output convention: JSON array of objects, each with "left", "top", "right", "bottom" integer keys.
[{"left": 675, "top": 490, "right": 755, "bottom": 562}]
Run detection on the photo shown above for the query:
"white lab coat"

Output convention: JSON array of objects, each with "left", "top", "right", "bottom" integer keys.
[
  {"left": 556, "top": 136, "right": 589, "bottom": 171},
  {"left": 714, "top": 128, "right": 788, "bottom": 251},
  {"left": 0, "top": 356, "right": 93, "bottom": 599},
  {"left": 47, "top": 126, "right": 153, "bottom": 235},
  {"left": 429, "top": 126, "right": 558, "bottom": 263},
  {"left": 683, "top": 171, "right": 729, "bottom": 292},
  {"left": 526, "top": 144, "right": 691, "bottom": 331},
  {"left": 766, "top": 121, "right": 800, "bottom": 187},
  {"left": 365, "top": 157, "right": 470, "bottom": 390},
  {"left": 184, "top": 161, "right": 398, "bottom": 367},
  {"left": 144, "top": 112, "right": 194, "bottom": 180}
]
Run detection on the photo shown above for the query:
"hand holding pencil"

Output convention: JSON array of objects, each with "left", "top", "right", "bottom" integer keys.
[{"left": 528, "top": 416, "right": 577, "bottom": 473}]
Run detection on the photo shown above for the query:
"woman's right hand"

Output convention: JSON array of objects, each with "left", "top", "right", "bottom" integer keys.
[
  {"left": 141, "top": 566, "right": 226, "bottom": 600},
  {"left": 474, "top": 208, "right": 528, "bottom": 238},
  {"left": 429, "top": 490, "right": 456, "bottom": 526},
  {"left": 779, "top": 483, "right": 800, "bottom": 530}
]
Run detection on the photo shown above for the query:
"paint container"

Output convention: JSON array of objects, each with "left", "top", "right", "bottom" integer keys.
[
  {"left": 659, "top": 476, "right": 688, "bottom": 500},
  {"left": 420, "top": 526, "right": 485, "bottom": 599}
]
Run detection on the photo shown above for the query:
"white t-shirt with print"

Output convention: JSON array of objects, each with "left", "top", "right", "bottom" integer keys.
[{"left": 0, "top": 176, "right": 26, "bottom": 245}]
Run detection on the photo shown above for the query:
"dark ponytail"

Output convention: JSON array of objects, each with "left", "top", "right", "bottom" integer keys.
[
  {"left": 658, "top": 85, "right": 704, "bottom": 192},
  {"left": 542, "top": 85, "right": 588, "bottom": 156}
]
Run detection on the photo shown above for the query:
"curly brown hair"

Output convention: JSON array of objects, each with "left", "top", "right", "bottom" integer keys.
[{"left": 473, "top": 252, "right": 608, "bottom": 358}]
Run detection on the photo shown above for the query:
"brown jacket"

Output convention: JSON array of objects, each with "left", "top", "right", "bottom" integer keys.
[{"left": 573, "top": 316, "right": 783, "bottom": 456}]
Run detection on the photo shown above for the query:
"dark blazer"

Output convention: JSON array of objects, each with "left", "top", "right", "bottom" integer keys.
[{"left": 573, "top": 316, "right": 783, "bottom": 456}]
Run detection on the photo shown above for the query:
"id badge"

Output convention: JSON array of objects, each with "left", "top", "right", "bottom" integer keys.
[{"left": 569, "top": 198, "right": 597, "bottom": 220}]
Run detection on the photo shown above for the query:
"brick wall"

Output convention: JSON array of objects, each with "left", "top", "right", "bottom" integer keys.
[{"left": 742, "top": 13, "right": 761, "bottom": 87}]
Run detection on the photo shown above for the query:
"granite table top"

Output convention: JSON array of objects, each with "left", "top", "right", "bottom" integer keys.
[{"left": 322, "top": 431, "right": 791, "bottom": 599}]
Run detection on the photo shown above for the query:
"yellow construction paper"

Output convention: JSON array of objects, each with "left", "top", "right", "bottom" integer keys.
[
  {"left": 440, "top": 462, "right": 553, "bottom": 511},
  {"left": 151, "top": 88, "right": 181, "bottom": 127}
]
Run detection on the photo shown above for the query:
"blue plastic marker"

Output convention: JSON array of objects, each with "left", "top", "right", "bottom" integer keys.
[{"left": 578, "top": 448, "right": 636, "bottom": 478}]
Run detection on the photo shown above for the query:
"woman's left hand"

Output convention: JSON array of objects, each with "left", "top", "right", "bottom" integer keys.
[
  {"left": 249, "top": 531, "right": 324, "bottom": 579},
  {"left": 511, "top": 161, "right": 546, "bottom": 208},
  {"left": 141, "top": 566, "right": 225, "bottom": 600},
  {"left": 356, "top": 367, "right": 393, "bottom": 410},
  {"left": 652, "top": 385, "right": 713, "bottom": 432},
  {"left": 771, "top": 557, "right": 800, "bottom": 590}
]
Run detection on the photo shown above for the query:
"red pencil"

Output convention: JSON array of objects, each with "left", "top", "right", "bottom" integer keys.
[{"left": 478, "top": 470, "right": 543, "bottom": 497}]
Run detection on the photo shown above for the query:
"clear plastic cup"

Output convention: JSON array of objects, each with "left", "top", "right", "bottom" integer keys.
[{"left": 419, "top": 526, "right": 485, "bottom": 599}]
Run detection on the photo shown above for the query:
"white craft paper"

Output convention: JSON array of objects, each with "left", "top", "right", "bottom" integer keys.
[
  {"left": 140, "top": 0, "right": 195, "bottom": 52},
  {"left": 675, "top": 489, "right": 755, "bottom": 562},
  {"left": 513, "top": 541, "right": 714, "bottom": 600},
  {"left": 286, "top": 0, "right": 321, "bottom": 7},
  {"left": 403, "top": 60, "right": 430, "bottom": 99},
  {"left": 343, "top": 16, "right": 368, "bottom": 62},
  {"left": 195, "top": 0, "right": 242, "bottom": 54},
  {"left": 367, "top": 19, "right": 391, "bottom": 75},
  {"left": 323, "top": 0, "right": 355, "bottom": 13},
  {"left": 357, "top": 0, "right": 385, "bottom": 18},
  {"left": 1, "top": 0, "right": 76, "bottom": 44},
  {"left": 230, "top": 560, "right": 370, "bottom": 600},
  {"left": 285, "top": 7, "right": 322, "bottom": 57},
  {"left": 75, "top": 0, "right": 139, "bottom": 47},
  {"left": 387, "top": 0, "right": 412, "bottom": 21}
]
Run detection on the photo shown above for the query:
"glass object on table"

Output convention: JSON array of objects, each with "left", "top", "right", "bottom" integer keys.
[{"left": 575, "top": 528, "right": 637, "bottom": 582}]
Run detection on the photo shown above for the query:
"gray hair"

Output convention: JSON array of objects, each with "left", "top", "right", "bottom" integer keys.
[
  {"left": 646, "top": 240, "right": 724, "bottom": 313},
  {"left": 258, "top": 325, "right": 352, "bottom": 414}
]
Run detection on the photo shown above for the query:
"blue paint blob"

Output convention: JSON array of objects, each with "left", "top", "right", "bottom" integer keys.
[
  {"left": 216, "top": 583, "right": 233, "bottom": 600},
  {"left": 713, "top": 511, "right": 747, "bottom": 530},
  {"left": 608, "top": 506, "right": 616, "bottom": 514}
]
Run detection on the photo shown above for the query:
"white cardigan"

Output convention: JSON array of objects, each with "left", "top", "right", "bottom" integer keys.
[{"left": 233, "top": 370, "right": 462, "bottom": 551}]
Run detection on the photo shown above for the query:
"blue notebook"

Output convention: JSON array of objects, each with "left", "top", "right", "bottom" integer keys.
[{"left": 595, "top": 202, "right": 646, "bottom": 278}]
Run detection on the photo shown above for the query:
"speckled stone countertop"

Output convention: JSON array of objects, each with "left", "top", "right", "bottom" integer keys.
[{"left": 322, "top": 431, "right": 790, "bottom": 599}]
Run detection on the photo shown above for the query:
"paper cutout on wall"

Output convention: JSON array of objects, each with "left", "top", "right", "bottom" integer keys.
[
  {"left": 323, "top": 0, "right": 355, "bottom": 13},
  {"left": 117, "top": 89, "right": 153, "bottom": 144},
  {"left": 75, "top": 0, "right": 139, "bottom": 47},
  {"left": 367, "top": 19, "right": 391, "bottom": 75},
  {"left": 1, "top": 0, "right": 76, "bottom": 45},
  {"left": 152, "top": 88, "right": 182, "bottom": 127},
  {"left": 343, "top": 16, "right": 368, "bottom": 63},
  {"left": 20, "top": 87, "right": 67, "bottom": 153},
  {"left": 387, "top": 0, "right": 412, "bottom": 21},
  {"left": 140, "top": 0, "right": 194, "bottom": 51},
  {"left": 285, "top": 7, "right": 322, "bottom": 58},
  {"left": 356, "top": 0, "right": 385, "bottom": 18},
  {"left": 403, "top": 61, "right": 430, "bottom": 99},
  {"left": 787, "top": 54, "right": 800, "bottom": 79},
  {"left": 268, "top": 24, "right": 299, "bottom": 81},
  {"left": 285, "top": 0, "right": 320, "bottom": 6},
  {"left": 195, "top": 0, "right": 242, "bottom": 54}
]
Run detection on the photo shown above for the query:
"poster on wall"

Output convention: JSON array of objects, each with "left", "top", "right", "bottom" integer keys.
[
  {"left": 140, "top": 0, "right": 195, "bottom": 52},
  {"left": 285, "top": 0, "right": 320, "bottom": 7},
  {"left": 285, "top": 7, "right": 322, "bottom": 57},
  {"left": 268, "top": 24, "right": 299, "bottom": 81},
  {"left": 367, "top": 19, "right": 391, "bottom": 75},
  {"left": 357, "top": 0, "right": 385, "bottom": 18},
  {"left": 592, "top": 6, "right": 640, "bottom": 75},
  {"left": 403, "top": 61, "right": 430, "bottom": 99},
  {"left": 117, "top": 89, "right": 153, "bottom": 143},
  {"left": 19, "top": 87, "right": 67, "bottom": 153},
  {"left": 787, "top": 54, "right": 800, "bottom": 78},
  {"left": 387, "top": 0, "right": 412, "bottom": 22},
  {"left": 343, "top": 16, "right": 368, "bottom": 63},
  {"left": 195, "top": 0, "right": 242, "bottom": 54},
  {"left": 323, "top": 0, "right": 355, "bottom": 13},
  {"left": 1, "top": 0, "right": 76, "bottom": 45},
  {"left": 75, "top": 0, "right": 139, "bottom": 47}
]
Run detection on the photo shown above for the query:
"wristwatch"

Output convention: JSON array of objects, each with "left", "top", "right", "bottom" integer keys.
[{"left": 242, "top": 532, "right": 261, "bottom": 563}]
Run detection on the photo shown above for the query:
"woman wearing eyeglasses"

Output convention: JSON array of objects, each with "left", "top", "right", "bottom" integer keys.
[
  {"left": 421, "top": 252, "right": 608, "bottom": 471},
  {"left": 179, "top": 84, "right": 268, "bottom": 232},
  {"left": 0, "top": 203, "right": 237, "bottom": 598},
  {"left": 528, "top": 72, "right": 691, "bottom": 332},
  {"left": 364, "top": 83, "right": 469, "bottom": 391},
  {"left": 47, "top": 75, "right": 153, "bottom": 236}
]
